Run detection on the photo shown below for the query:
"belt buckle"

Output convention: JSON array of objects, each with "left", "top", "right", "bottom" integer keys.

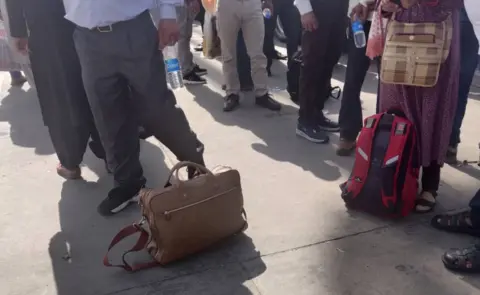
[{"left": 97, "top": 25, "right": 112, "bottom": 33}]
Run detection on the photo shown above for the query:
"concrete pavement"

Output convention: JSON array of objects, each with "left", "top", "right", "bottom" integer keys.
[{"left": 1, "top": 27, "right": 480, "bottom": 295}]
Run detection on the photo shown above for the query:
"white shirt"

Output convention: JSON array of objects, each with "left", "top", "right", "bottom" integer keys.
[
  {"left": 63, "top": 0, "right": 183, "bottom": 29},
  {"left": 295, "top": 0, "right": 374, "bottom": 18},
  {"left": 465, "top": 0, "right": 480, "bottom": 54}
]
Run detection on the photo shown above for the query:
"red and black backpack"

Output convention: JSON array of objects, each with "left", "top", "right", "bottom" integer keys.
[{"left": 340, "top": 111, "right": 420, "bottom": 218}]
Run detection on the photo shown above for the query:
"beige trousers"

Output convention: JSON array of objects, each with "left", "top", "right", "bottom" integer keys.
[{"left": 217, "top": 0, "right": 268, "bottom": 96}]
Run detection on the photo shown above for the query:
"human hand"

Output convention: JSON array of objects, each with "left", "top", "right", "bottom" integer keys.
[
  {"left": 350, "top": 3, "right": 369, "bottom": 22},
  {"left": 187, "top": 0, "right": 201, "bottom": 15},
  {"left": 13, "top": 38, "right": 28, "bottom": 55},
  {"left": 381, "top": 0, "right": 400, "bottom": 13},
  {"left": 158, "top": 19, "right": 180, "bottom": 50},
  {"left": 301, "top": 12, "right": 318, "bottom": 32},
  {"left": 262, "top": 0, "right": 274, "bottom": 15}
]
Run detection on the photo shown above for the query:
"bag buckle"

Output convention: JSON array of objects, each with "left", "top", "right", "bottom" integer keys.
[
  {"left": 134, "top": 216, "right": 146, "bottom": 228},
  {"left": 97, "top": 25, "right": 113, "bottom": 33}
]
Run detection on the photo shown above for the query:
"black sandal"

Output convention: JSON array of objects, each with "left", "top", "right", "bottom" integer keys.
[
  {"left": 431, "top": 211, "right": 480, "bottom": 237},
  {"left": 414, "top": 191, "right": 438, "bottom": 213},
  {"left": 442, "top": 244, "right": 480, "bottom": 273}
]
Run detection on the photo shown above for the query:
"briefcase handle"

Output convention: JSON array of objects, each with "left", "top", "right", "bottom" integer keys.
[
  {"left": 164, "top": 161, "right": 215, "bottom": 187},
  {"left": 103, "top": 223, "right": 158, "bottom": 272}
]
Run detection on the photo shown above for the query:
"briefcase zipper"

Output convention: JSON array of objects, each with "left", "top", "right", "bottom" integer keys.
[{"left": 163, "top": 187, "right": 239, "bottom": 220}]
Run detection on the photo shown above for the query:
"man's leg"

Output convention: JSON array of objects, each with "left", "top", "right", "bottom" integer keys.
[
  {"left": 337, "top": 21, "right": 372, "bottom": 155},
  {"left": 48, "top": 122, "right": 91, "bottom": 179},
  {"left": 314, "top": 14, "right": 347, "bottom": 132},
  {"left": 121, "top": 12, "right": 205, "bottom": 172},
  {"left": 217, "top": 0, "right": 242, "bottom": 111},
  {"left": 74, "top": 25, "right": 145, "bottom": 216},
  {"left": 447, "top": 10, "right": 479, "bottom": 163},
  {"left": 278, "top": 2, "right": 301, "bottom": 61},
  {"left": 263, "top": 11, "right": 277, "bottom": 59},
  {"left": 176, "top": 6, "right": 206, "bottom": 84},
  {"left": 237, "top": 30, "right": 254, "bottom": 89},
  {"left": 241, "top": 0, "right": 281, "bottom": 110},
  {"left": 194, "top": 4, "right": 205, "bottom": 51},
  {"left": 296, "top": 16, "right": 330, "bottom": 143},
  {"left": 469, "top": 189, "right": 480, "bottom": 228}
]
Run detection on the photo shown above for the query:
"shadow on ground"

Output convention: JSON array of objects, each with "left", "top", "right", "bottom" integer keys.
[
  {"left": 48, "top": 140, "right": 266, "bottom": 295},
  {"left": 0, "top": 86, "right": 54, "bottom": 155}
]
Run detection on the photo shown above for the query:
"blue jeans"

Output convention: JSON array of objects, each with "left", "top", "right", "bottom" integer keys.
[{"left": 449, "top": 9, "right": 479, "bottom": 147}]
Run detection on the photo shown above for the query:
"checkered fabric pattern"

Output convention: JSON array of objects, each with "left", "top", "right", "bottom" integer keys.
[{"left": 381, "top": 15, "right": 453, "bottom": 87}]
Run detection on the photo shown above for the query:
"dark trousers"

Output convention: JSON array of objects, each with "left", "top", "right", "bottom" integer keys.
[
  {"left": 237, "top": 30, "right": 254, "bottom": 87},
  {"left": 339, "top": 21, "right": 372, "bottom": 141},
  {"left": 196, "top": 4, "right": 205, "bottom": 30},
  {"left": 263, "top": 0, "right": 301, "bottom": 61},
  {"left": 73, "top": 12, "right": 204, "bottom": 189},
  {"left": 298, "top": 2, "right": 348, "bottom": 125},
  {"left": 469, "top": 189, "right": 480, "bottom": 228},
  {"left": 422, "top": 162, "right": 441, "bottom": 193},
  {"left": 238, "top": 1, "right": 301, "bottom": 86},
  {"left": 449, "top": 13, "right": 479, "bottom": 148},
  {"left": 48, "top": 121, "right": 102, "bottom": 170}
]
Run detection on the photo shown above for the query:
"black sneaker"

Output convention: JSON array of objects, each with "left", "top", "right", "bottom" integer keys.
[
  {"left": 194, "top": 43, "right": 203, "bottom": 52},
  {"left": 296, "top": 122, "right": 330, "bottom": 144},
  {"left": 445, "top": 146, "right": 458, "bottom": 165},
  {"left": 223, "top": 94, "right": 240, "bottom": 112},
  {"left": 183, "top": 71, "right": 207, "bottom": 85},
  {"left": 289, "top": 91, "right": 299, "bottom": 104},
  {"left": 255, "top": 93, "right": 282, "bottom": 111},
  {"left": 98, "top": 184, "right": 144, "bottom": 216},
  {"left": 193, "top": 64, "right": 207, "bottom": 76},
  {"left": 317, "top": 115, "right": 340, "bottom": 132},
  {"left": 196, "top": 139, "right": 205, "bottom": 154}
]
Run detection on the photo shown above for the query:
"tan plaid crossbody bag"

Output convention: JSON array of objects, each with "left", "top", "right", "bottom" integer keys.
[{"left": 380, "top": 13, "right": 453, "bottom": 87}]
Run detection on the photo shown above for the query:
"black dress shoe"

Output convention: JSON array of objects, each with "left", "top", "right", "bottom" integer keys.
[
  {"left": 255, "top": 93, "right": 282, "bottom": 111},
  {"left": 223, "top": 94, "right": 240, "bottom": 112}
]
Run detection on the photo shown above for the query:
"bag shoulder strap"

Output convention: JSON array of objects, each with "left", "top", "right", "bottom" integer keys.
[{"left": 103, "top": 224, "right": 159, "bottom": 272}]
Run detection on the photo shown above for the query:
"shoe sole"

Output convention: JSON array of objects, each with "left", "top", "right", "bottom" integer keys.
[
  {"left": 223, "top": 103, "right": 240, "bottom": 112},
  {"left": 184, "top": 80, "right": 207, "bottom": 85},
  {"left": 318, "top": 126, "right": 340, "bottom": 133},
  {"left": 296, "top": 129, "right": 329, "bottom": 144},
  {"left": 110, "top": 194, "right": 140, "bottom": 214}
]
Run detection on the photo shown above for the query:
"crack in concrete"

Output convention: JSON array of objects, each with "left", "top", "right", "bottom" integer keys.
[{"left": 101, "top": 224, "right": 389, "bottom": 295}]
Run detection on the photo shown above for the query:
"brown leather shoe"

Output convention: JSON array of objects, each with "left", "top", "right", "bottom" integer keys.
[
  {"left": 56, "top": 164, "right": 81, "bottom": 180},
  {"left": 336, "top": 139, "right": 356, "bottom": 157}
]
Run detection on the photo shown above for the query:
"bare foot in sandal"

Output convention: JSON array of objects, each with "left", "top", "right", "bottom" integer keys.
[{"left": 415, "top": 191, "right": 437, "bottom": 213}]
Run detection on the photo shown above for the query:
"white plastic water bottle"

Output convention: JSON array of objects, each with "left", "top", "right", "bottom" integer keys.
[
  {"left": 263, "top": 8, "right": 272, "bottom": 19},
  {"left": 163, "top": 45, "right": 184, "bottom": 89},
  {"left": 351, "top": 18, "right": 366, "bottom": 48}
]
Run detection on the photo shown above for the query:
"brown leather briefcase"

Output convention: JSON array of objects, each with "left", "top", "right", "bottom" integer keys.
[{"left": 103, "top": 162, "right": 247, "bottom": 271}]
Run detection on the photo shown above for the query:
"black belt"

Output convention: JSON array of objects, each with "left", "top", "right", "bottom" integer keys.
[{"left": 88, "top": 10, "right": 149, "bottom": 33}]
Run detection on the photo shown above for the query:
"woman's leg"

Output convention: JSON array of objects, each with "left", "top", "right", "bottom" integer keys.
[
  {"left": 415, "top": 161, "right": 441, "bottom": 213},
  {"left": 422, "top": 161, "right": 441, "bottom": 193}
]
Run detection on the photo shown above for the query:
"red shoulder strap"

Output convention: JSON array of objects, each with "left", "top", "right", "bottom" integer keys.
[{"left": 103, "top": 224, "right": 159, "bottom": 272}]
